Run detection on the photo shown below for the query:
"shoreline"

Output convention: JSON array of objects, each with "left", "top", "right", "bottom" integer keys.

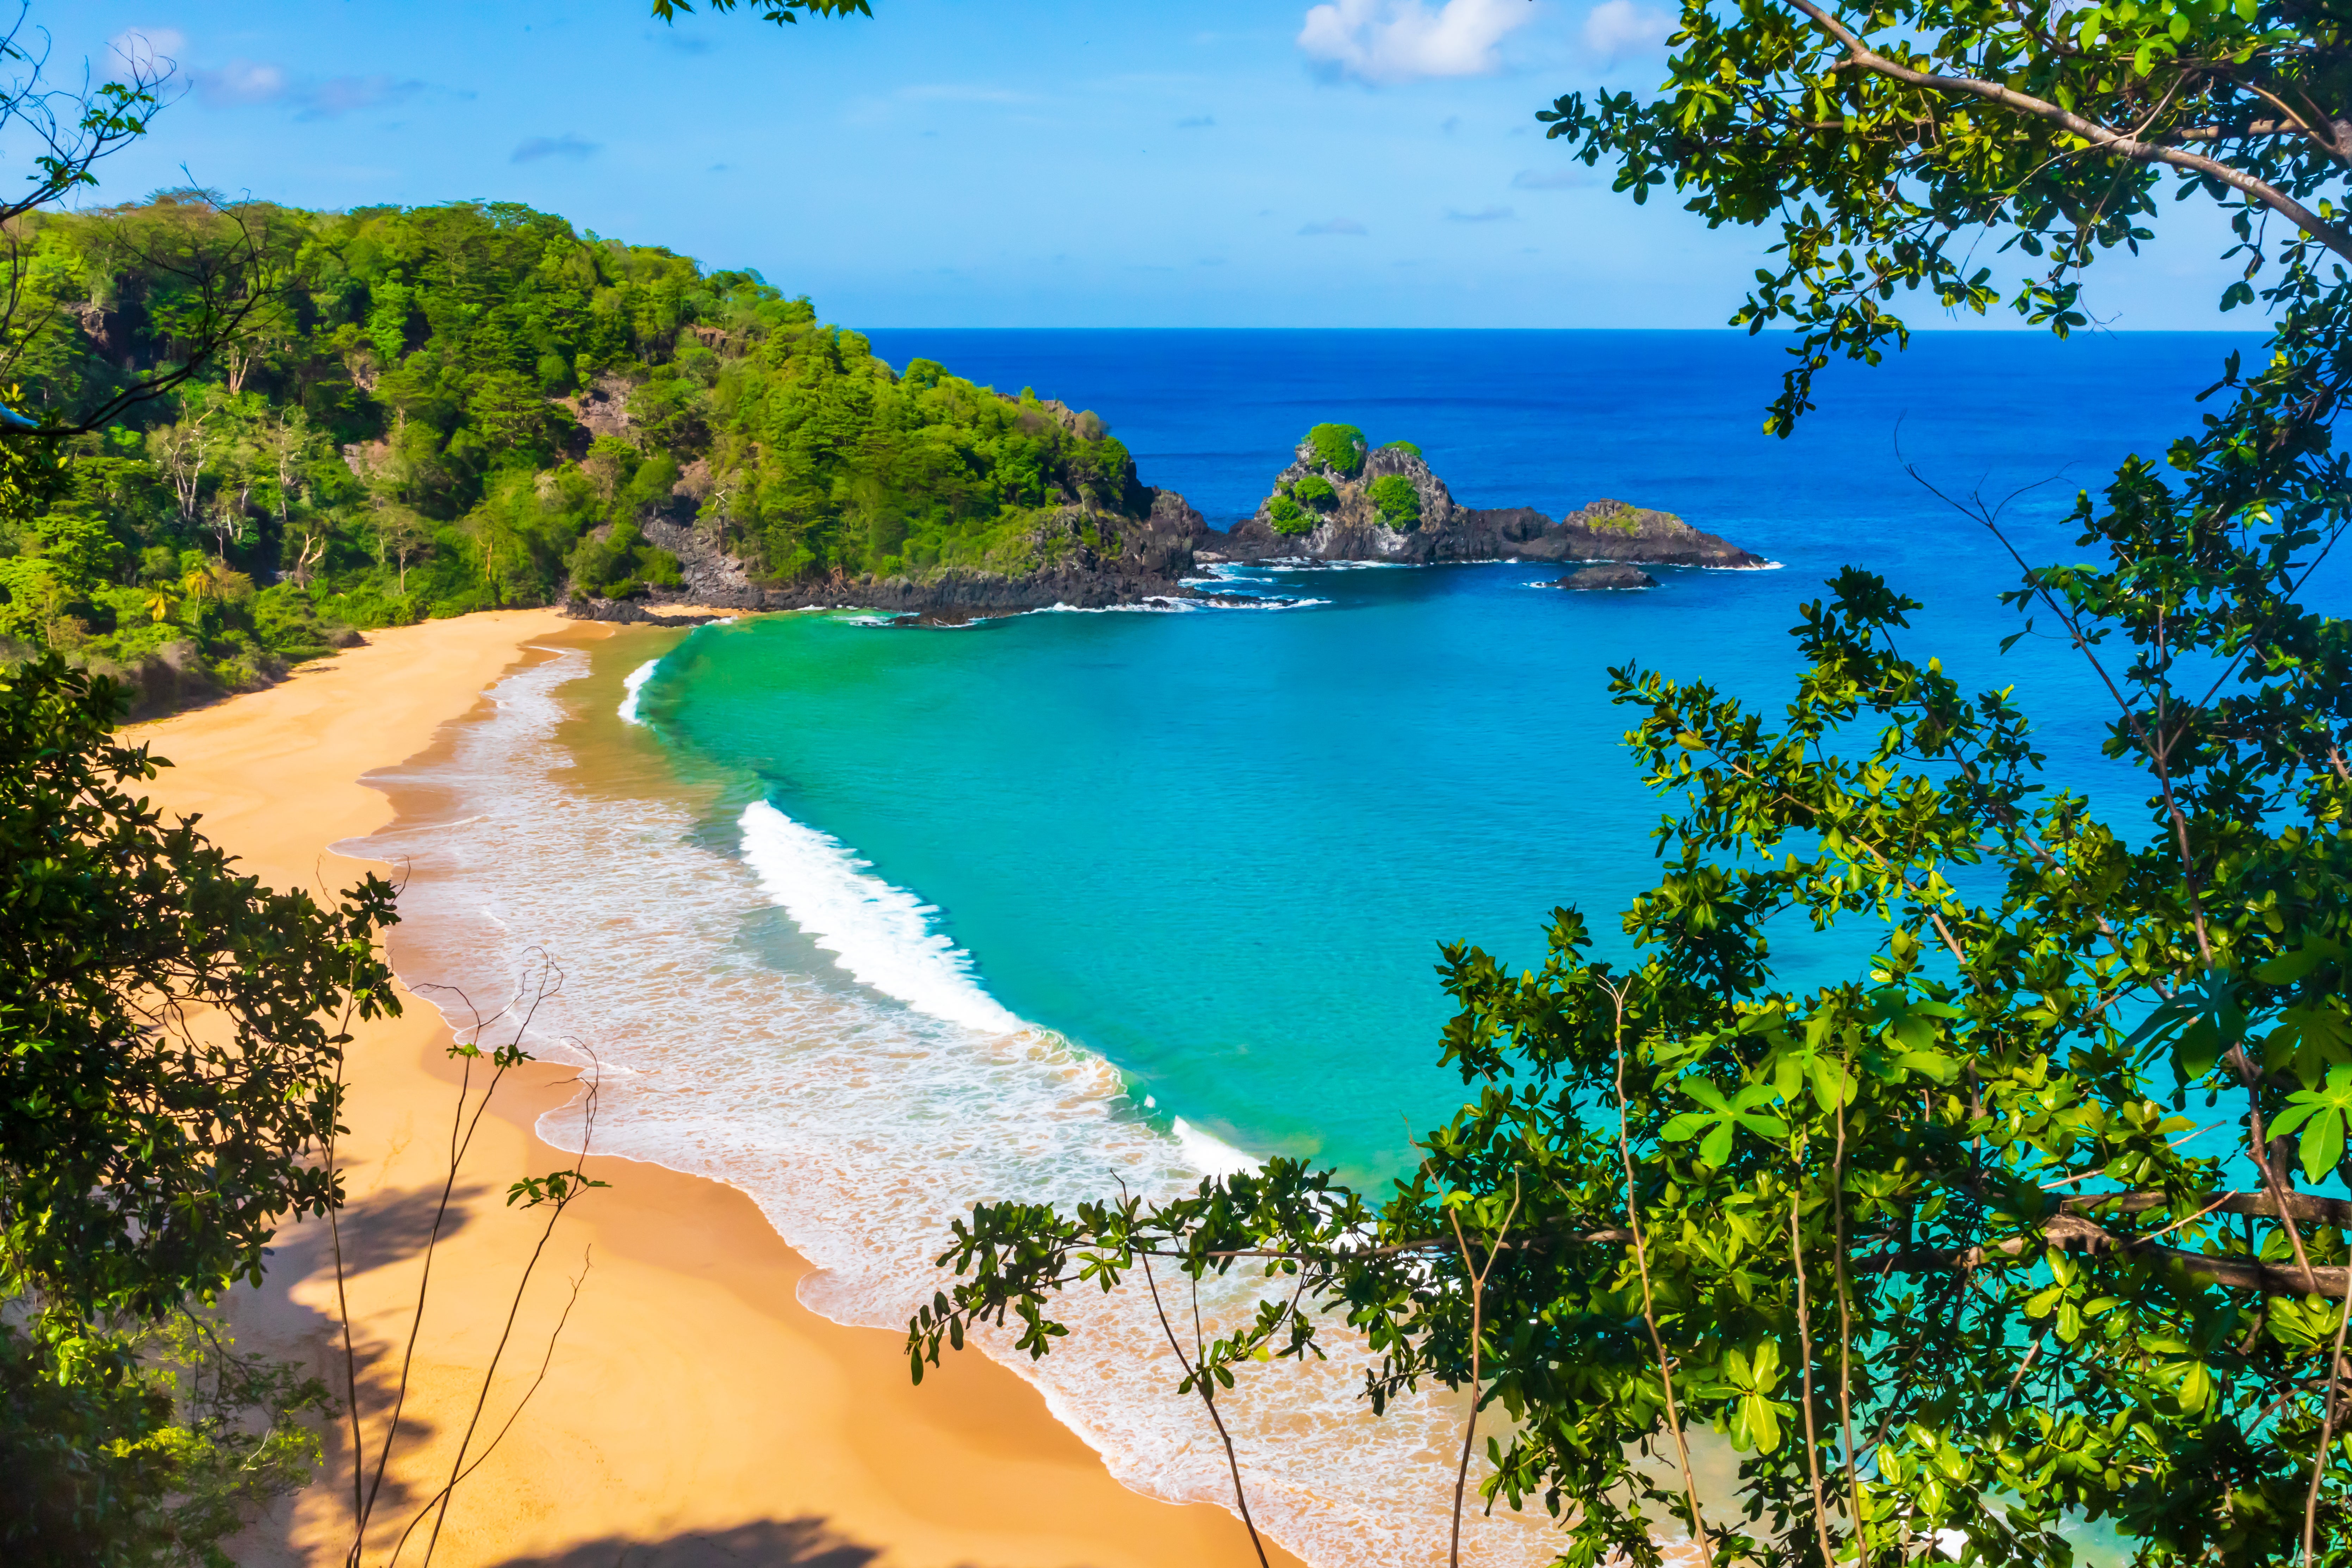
[{"left": 128, "top": 611, "right": 1301, "bottom": 1568}]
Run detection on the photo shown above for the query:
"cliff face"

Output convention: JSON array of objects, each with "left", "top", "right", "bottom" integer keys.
[{"left": 586, "top": 487, "right": 1213, "bottom": 619}]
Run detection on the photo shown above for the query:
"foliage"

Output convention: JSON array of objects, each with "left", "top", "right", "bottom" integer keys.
[
  {"left": 1267, "top": 491, "right": 1315, "bottom": 536},
  {"left": 905, "top": 2, "right": 2352, "bottom": 1564},
  {"left": 0, "top": 655, "right": 400, "bottom": 1318},
  {"left": 0, "top": 1310, "right": 329, "bottom": 1567},
  {"left": 650, "top": 0, "right": 871, "bottom": 23},
  {"left": 1292, "top": 473, "right": 1338, "bottom": 512},
  {"left": 1367, "top": 473, "right": 1421, "bottom": 530},
  {"left": 1, "top": 200, "right": 1150, "bottom": 709},
  {"left": 1304, "top": 422, "right": 1366, "bottom": 476},
  {"left": 1535, "top": 0, "right": 2352, "bottom": 435},
  {"left": 1380, "top": 439, "right": 1423, "bottom": 459},
  {"left": 1588, "top": 500, "right": 1644, "bottom": 537}
]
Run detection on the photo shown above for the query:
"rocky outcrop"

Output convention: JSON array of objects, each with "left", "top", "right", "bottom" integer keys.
[
  {"left": 1210, "top": 439, "right": 1764, "bottom": 570},
  {"left": 1552, "top": 563, "right": 1658, "bottom": 590},
  {"left": 1503, "top": 500, "right": 1760, "bottom": 568}
]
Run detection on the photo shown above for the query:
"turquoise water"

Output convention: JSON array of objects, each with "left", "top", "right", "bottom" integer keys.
[{"left": 632, "top": 329, "right": 2285, "bottom": 1186}]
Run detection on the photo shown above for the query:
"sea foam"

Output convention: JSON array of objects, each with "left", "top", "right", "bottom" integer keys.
[
  {"left": 616, "top": 658, "right": 660, "bottom": 724},
  {"left": 737, "top": 799, "right": 1025, "bottom": 1036},
  {"left": 344, "top": 649, "right": 1575, "bottom": 1568}
]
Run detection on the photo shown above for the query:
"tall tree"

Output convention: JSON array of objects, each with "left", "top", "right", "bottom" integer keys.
[{"left": 906, "top": 5, "right": 2352, "bottom": 1568}]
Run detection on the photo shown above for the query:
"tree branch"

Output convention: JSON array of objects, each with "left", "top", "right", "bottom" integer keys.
[{"left": 1779, "top": 0, "right": 2352, "bottom": 264}]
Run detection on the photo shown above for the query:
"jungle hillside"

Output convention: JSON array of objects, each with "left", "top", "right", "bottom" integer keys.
[{"left": 0, "top": 196, "right": 1152, "bottom": 711}]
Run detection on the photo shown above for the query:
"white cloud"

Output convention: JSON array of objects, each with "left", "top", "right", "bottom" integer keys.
[
  {"left": 1296, "top": 0, "right": 1536, "bottom": 85},
  {"left": 1299, "top": 217, "right": 1368, "bottom": 235},
  {"left": 192, "top": 59, "right": 290, "bottom": 105},
  {"left": 1447, "top": 204, "right": 1514, "bottom": 221},
  {"left": 1581, "top": 0, "right": 1672, "bottom": 66}
]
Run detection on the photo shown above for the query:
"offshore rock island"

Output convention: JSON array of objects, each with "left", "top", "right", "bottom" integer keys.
[{"left": 583, "top": 420, "right": 1765, "bottom": 622}]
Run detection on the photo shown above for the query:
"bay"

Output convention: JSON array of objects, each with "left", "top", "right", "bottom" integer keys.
[{"left": 639, "top": 328, "right": 2270, "bottom": 1184}]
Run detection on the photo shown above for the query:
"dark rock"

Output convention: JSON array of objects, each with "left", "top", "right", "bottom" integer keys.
[
  {"left": 1551, "top": 563, "right": 1658, "bottom": 591},
  {"left": 568, "top": 599, "right": 730, "bottom": 627}
]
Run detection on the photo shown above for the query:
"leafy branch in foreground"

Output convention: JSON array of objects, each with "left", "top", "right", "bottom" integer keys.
[
  {"left": 0, "top": 652, "right": 398, "bottom": 1562},
  {"left": 912, "top": 458, "right": 2352, "bottom": 1564},
  {"left": 1537, "top": 0, "right": 2352, "bottom": 435}
]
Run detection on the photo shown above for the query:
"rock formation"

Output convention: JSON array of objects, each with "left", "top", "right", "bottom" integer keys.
[
  {"left": 1550, "top": 563, "right": 1659, "bottom": 590},
  {"left": 1213, "top": 438, "right": 1763, "bottom": 570}
]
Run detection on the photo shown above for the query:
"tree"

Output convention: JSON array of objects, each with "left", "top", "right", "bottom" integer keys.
[
  {"left": 367, "top": 501, "right": 430, "bottom": 595},
  {"left": 0, "top": 17, "right": 264, "bottom": 438},
  {"left": 905, "top": 5, "right": 2352, "bottom": 1568},
  {"left": 0, "top": 656, "right": 400, "bottom": 1318}
]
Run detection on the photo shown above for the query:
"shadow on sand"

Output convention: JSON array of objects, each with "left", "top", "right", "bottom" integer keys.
[{"left": 489, "top": 1517, "right": 883, "bottom": 1567}]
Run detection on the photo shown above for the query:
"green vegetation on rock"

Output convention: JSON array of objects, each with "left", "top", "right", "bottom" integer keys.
[
  {"left": 1366, "top": 473, "right": 1421, "bottom": 530},
  {"left": 1291, "top": 474, "right": 1337, "bottom": 512},
  {"left": 1303, "top": 422, "right": 1366, "bottom": 476},
  {"left": 1378, "top": 439, "right": 1422, "bottom": 459},
  {"left": 1266, "top": 492, "right": 1314, "bottom": 535}
]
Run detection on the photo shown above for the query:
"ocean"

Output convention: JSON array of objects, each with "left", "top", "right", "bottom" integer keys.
[{"left": 348, "top": 329, "right": 2275, "bottom": 1567}]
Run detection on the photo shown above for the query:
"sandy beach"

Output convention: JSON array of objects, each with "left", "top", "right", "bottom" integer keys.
[{"left": 129, "top": 609, "right": 1302, "bottom": 1568}]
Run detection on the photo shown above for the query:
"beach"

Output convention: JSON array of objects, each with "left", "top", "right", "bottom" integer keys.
[{"left": 129, "top": 609, "right": 1301, "bottom": 1568}]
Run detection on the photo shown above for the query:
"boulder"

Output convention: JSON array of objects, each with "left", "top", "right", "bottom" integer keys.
[{"left": 1551, "top": 563, "right": 1658, "bottom": 591}]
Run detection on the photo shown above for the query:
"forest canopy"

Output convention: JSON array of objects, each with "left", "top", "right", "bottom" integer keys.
[{"left": 0, "top": 197, "right": 1146, "bottom": 709}]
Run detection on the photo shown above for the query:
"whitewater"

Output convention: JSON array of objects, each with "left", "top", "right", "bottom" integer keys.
[{"left": 345, "top": 644, "right": 1570, "bottom": 1568}]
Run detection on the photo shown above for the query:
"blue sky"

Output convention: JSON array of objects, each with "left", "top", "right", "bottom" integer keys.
[{"left": 49, "top": 0, "right": 2240, "bottom": 329}]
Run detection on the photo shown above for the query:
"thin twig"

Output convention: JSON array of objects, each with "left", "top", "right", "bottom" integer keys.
[
  {"left": 1605, "top": 978, "right": 1716, "bottom": 1568},
  {"left": 414, "top": 1049, "right": 603, "bottom": 1566},
  {"left": 2305, "top": 1245, "right": 2352, "bottom": 1566},
  {"left": 1832, "top": 1054, "right": 1864, "bottom": 1562},
  {"left": 385, "top": 1252, "right": 594, "bottom": 1566},
  {"left": 1791, "top": 1180, "right": 1834, "bottom": 1567},
  {"left": 1445, "top": 1172, "right": 1523, "bottom": 1568},
  {"left": 1140, "top": 1255, "right": 1270, "bottom": 1568}
]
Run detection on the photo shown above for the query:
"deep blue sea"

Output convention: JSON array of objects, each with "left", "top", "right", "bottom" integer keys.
[{"left": 370, "top": 330, "right": 2295, "bottom": 1566}]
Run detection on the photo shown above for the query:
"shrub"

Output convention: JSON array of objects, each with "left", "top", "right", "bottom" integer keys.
[
  {"left": 640, "top": 547, "right": 685, "bottom": 590},
  {"left": 1292, "top": 474, "right": 1338, "bottom": 512},
  {"left": 1304, "top": 422, "right": 1366, "bottom": 476},
  {"left": 1266, "top": 495, "right": 1314, "bottom": 535},
  {"left": 1367, "top": 474, "right": 1421, "bottom": 530},
  {"left": 1379, "top": 439, "right": 1423, "bottom": 459},
  {"left": 1587, "top": 500, "right": 1642, "bottom": 535},
  {"left": 316, "top": 586, "right": 422, "bottom": 631}
]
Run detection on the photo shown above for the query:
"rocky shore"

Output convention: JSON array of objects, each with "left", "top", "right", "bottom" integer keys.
[{"left": 567, "top": 435, "right": 1762, "bottom": 621}]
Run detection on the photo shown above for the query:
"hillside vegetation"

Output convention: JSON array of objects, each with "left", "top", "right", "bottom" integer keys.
[{"left": 1, "top": 196, "right": 1149, "bottom": 707}]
